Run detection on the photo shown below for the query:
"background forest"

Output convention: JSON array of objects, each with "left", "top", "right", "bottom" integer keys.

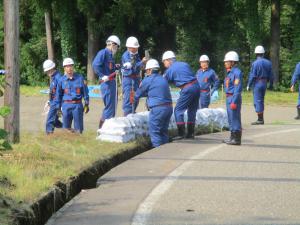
[{"left": 0, "top": 0, "right": 299, "bottom": 90}]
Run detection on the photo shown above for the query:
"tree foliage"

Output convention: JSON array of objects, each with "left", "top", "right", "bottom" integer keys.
[{"left": 0, "top": 0, "right": 299, "bottom": 88}]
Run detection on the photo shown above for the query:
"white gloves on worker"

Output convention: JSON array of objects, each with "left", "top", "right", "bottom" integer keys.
[
  {"left": 246, "top": 86, "right": 250, "bottom": 91},
  {"left": 123, "top": 62, "right": 132, "bottom": 69},
  {"left": 102, "top": 75, "right": 109, "bottom": 82}
]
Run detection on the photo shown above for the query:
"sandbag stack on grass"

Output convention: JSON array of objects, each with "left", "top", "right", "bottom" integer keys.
[{"left": 97, "top": 108, "right": 228, "bottom": 143}]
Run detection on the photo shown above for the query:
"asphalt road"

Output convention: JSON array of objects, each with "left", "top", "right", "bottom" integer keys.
[{"left": 44, "top": 101, "right": 300, "bottom": 225}]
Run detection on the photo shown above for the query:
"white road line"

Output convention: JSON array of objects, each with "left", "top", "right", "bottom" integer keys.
[{"left": 131, "top": 127, "right": 300, "bottom": 225}]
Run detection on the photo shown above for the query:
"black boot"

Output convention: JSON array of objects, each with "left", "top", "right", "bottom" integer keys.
[
  {"left": 173, "top": 124, "right": 185, "bottom": 140},
  {"left": 295, "top": 108, "right": 300, "bottom": 120},
  {"left": 99, "top": 120, "right": 105, "bottom": 129},
  {"left": 226, "top": 131, "right": 241, "bottom": 145},
  {"left": 251, "top": 112, "right": 264, "bottom": 125},
  {"left": 185, "top": 123, "right": 195, "bottom": 139},
  {"left": 222, "top": 132, "right": 233, "bottom": 144}
]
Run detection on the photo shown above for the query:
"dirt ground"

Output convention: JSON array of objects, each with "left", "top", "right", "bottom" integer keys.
[{"left": 0, "top": 95, "right": 298, "bottom": 133}]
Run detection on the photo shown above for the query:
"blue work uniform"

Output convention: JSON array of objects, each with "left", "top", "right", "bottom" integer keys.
[
  {"left": 92, "top": 48, "right": 117, "bottom": 120},
  {"left": 164, "top": 61, "right": 200, "bottom": 125},
  {"left": 196, "top": 68, "right": 220, "bottom": 108},
  {"left": 247, "top": 57, "right": 273, "bottom": 113},
  {"left": 46, "top": 70, "right": 62, "bottom": 133},
  {"left": 224, "top": 66, "right": 243, "bottom": 132},
  {"left": 121, "top": 51, "right": 143, "bottom": 116},
  {"left": 134, "top": 73, "right": 173, "bottom": 147},
  {"left": 291, "top": 62, "right": 300, "bottom": 108},
  {"left": 55, "top": 73, "right": 89, "bottom": 133}
]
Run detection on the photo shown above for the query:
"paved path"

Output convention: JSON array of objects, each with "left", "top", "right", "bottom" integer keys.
[{"left": 45, "top": 102, "right": 300, "bottom": 225}]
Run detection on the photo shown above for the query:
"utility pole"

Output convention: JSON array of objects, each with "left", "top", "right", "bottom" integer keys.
[{"left": 4, "top": 0, "right": 20, "bottom": 143}]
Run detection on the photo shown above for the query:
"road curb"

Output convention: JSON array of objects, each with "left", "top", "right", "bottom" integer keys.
[{"left": 12, "top": 141, "right": 152, "bottom": 225}]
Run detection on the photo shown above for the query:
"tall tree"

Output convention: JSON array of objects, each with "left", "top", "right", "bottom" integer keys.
[
  {"left": 77, "top": 0, "right": 106, "bottom": 83},
  {"left": 45, "top": 10, "right": 54, "bottom": 60},
  {"left": 4, "top": 0, "right": 20, "bottom": 143},
  {"left": 56, "top": 0, "right": 77, "bottom": 59},
  {"left": 270, "top": 0, "right": 280, "bottom": 85}
]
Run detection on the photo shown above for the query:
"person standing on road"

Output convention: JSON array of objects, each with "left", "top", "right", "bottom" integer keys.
[
  {"left": 290, "top": 62, "right": 300, "bottom": 119},
  {"left": 162, "top": 50, "right": 200, "bottom": 139},
  {"left": 55, "top": 58, "right": 89, "bottom": 133},
  {"left": 43, "top": 59, "right": 63, "bottom": 134},
  {"left": 247, "top": 45, "right": 273, "bottom": 125},
  {"left": 223, "top": 51, "right": 243, "bottom": 145},
  {"left": 134, "top": 59, "right": 173, "bottom": 147},
  {"left": 92, "top": 35, "right": 120, "bottom": 129},
  {"left": 121, "top": 36, "right": 148, "bottom": 116},
  {"left": 196, "top": 54, "right": 220, "bottom": 109}
]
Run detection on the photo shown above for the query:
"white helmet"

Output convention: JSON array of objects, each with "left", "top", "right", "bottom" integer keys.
[
  {"left": 106, "top": 35, "right": 121, "bottom": 46},
  {"left": 43, "top": 59, "right": 55, "bottom": 72},
  {"left": 224, "top": 51, "right": 239, "bottom": 62},
  {"left": 126, "top": 36, "right": 139, "bottom": 48},
  {"left": 63, "top": 58, "right": 74, "bottom": 66},
  {"left": 199, "top": 55, "right": 210, "bottom": 62},
  {"left": 254, "top": 45, "right": 265, "bottom": 54},
  {"left": 162, "top": 50, "right": 176, "bottom": 61},
  {"left": 145, "top": 59, "right": 160, "bottom": 70}
]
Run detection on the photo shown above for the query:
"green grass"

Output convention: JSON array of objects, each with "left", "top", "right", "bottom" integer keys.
[
  {"left": 241, "top": 90, "right": 298, "bottom": 105},
  {"left": 20, "top": 85, "right": 47, "bottom": 97},
  {"left": 0, "top": 130, "right": 138, "bottom": 224},
  {"left": 19, "top": 85, "right": 299, "bottom": 106}
]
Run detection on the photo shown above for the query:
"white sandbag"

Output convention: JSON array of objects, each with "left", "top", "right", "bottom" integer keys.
[
  {"left": 97, "top": 108, "right": 228, "bottom": 143},
  {"left": 97, "top": 133, "right": 135, "bottom": 143}
]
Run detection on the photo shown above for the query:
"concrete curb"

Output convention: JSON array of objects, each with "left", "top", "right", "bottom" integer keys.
[{"left": 12, "top": 141, "right": 152, "bottom": 225}]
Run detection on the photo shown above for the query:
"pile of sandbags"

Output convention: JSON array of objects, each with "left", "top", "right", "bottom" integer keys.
[{"left": 97, "top": 108, "right": 228, "bottom": 143}]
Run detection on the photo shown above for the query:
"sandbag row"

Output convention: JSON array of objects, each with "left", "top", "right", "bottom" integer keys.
[{"left": 96, "top": 108, "right": 228, "bottom": 143}]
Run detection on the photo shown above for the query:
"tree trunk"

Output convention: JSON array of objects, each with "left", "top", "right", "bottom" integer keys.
[
  {"left": 58, "top": 0, "right": 77, "bottom": 59},
  {"left": 87, "top": 18, "right": 98, "bottom": 84},
  {"left": 4, "top": 0, "right": 20, "bottom": 143},
  {"left": 45, "top": 11, "right": 55, "bottom": 60},
  {"left": 270, "top": 0, "right": 280, "bottom": 85}
]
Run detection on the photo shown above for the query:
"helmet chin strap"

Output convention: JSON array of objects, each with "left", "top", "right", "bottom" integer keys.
[{"left": 129, "top": 51, "right": 138, "bottom": 55}]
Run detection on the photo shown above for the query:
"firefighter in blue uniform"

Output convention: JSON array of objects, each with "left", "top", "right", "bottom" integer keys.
[
  {"left": 121, "top": 36, "right": 147, "bottom": 116},
  {"left": 162, "top": 51, "right": 200, "bottom": 139},
  {"left": 196, "top": 54, "right": 220, "bottom": 108},
  {"left": 92, "top": 35, "right": 120, "bottom": 129},
  {"left": 223, "top": 51, "right": 243, "bottom": 145},
  {"left": 55, "top": 58, "right": 89, "bottom": 133},
  {"left": 43, "top": 59, "right": 63, "bottom": 134},
  {"left": 290, "top": 62, "right": 300, "bottom": 119},
  {"left": 247, "top": 45, "right": 273, "bottom": 125},
  {"left": 134, "top": 59, "right": 173, "bottom": 147}
]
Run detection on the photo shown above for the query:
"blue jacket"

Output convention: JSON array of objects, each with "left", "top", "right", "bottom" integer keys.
[
  {"left": 247, "top": 57, "right": 273, "bottom": 87},
  {"left": 49, "top": 70, "right": 62, "bottom": 102},
  {"left": 224, "top": 66, "right": 243, "bottom": 104},
  {"left": 291, "top": 62, "right": 300, "bottom": 86},
  {"left": 134, "top": 73, "right": 172, "bottom": 109},
  {"left": 121, "top": 51, "right": 143, "bottom": 77},
  {"left": 55, "top": 73, "right": 89, "bottom": 108},
  {"left": 163, "top": 61, "right": 196, "bottom": 87},
  {"left": 196, "top": 68, "right": 220, "bottom": 92},
  {"left": 92, "top": 48, "right": 116, "bottom": 79}
]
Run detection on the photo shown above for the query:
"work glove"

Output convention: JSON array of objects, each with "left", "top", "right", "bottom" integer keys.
[
  {"left": 115, "top": 64, "right": 121, "bottom": 69},
  {"left": 123, "top": 62, "right": 132, "bottom": 69},
  {"left": 57, "top": 109, "right": 63, "bottom": 117},
  {"left": 84, "top": 104, "right": 89, "bottom": 114},
  {"left": 102, "top": 75, "right": 109, "bottom": 82},
  {"left": 246, "top": 86, "right": 250, "bottom": 91},
  {"left": 230, "top": 103, "right": 237, "bottom": 110},
  {"left": 291, "top": 85, "right": 294, "bottom": 92}
]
